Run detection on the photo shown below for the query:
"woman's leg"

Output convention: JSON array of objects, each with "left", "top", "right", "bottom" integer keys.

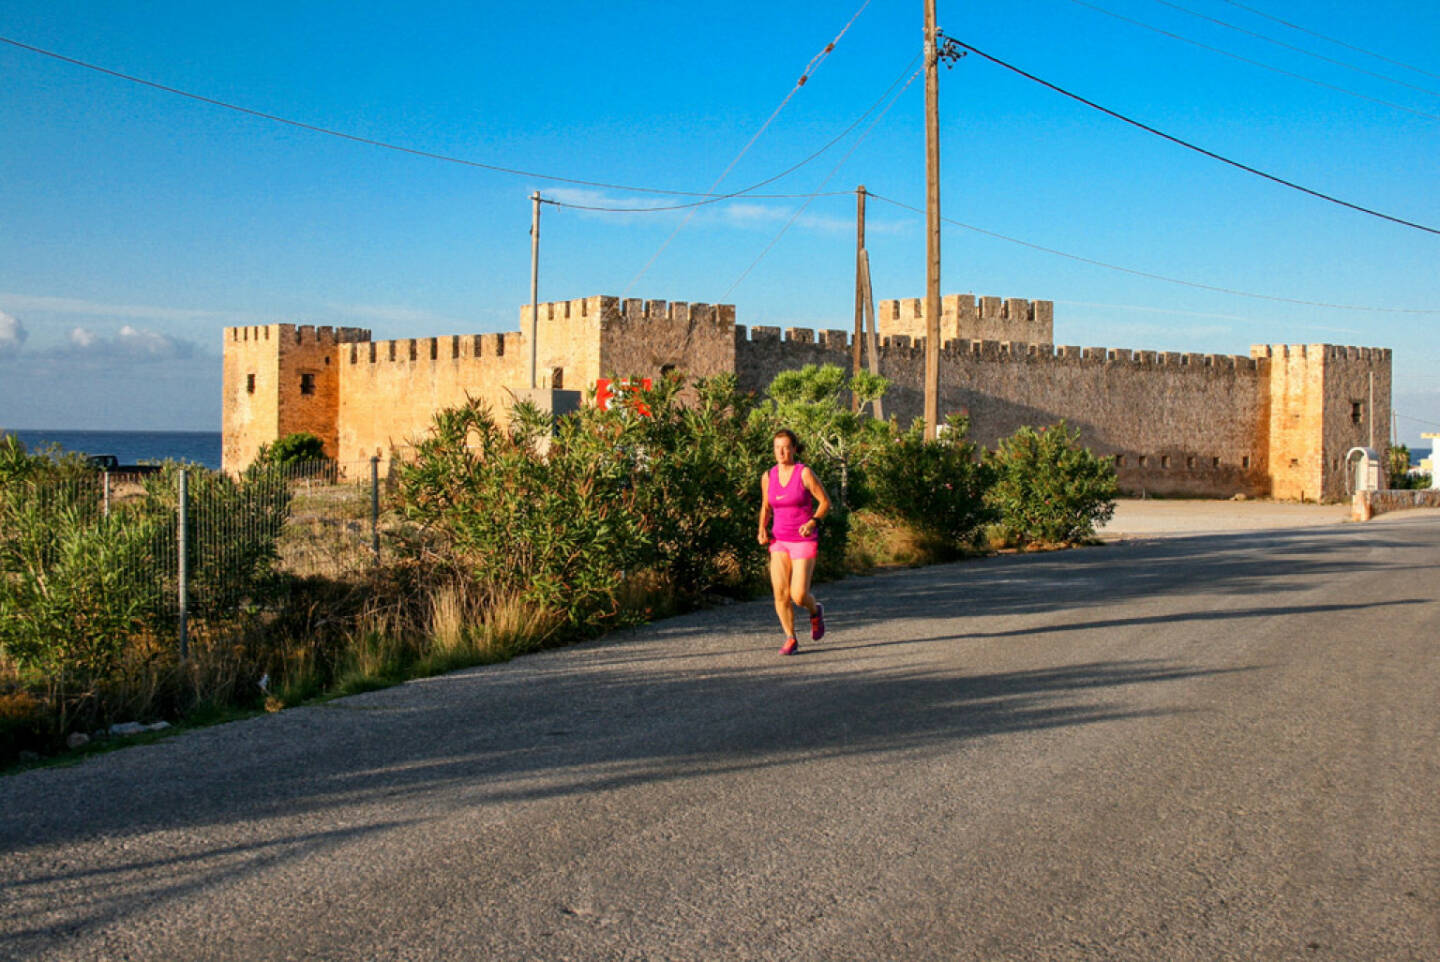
[
  {"left": 770, "top": 550, "right": 797, "bottom": 638},
  {"left": 788, "top": 556, "right": 818, "bottom": 615}
]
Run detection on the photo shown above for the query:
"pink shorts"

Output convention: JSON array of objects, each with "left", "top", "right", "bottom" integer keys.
[{"left": 769, "top": 539, "right": 818, "bottom": 560}]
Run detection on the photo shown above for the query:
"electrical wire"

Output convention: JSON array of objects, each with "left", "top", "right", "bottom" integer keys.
[
  {"left": 1147, "top": 0, "right": 1440, "bottom": 98},
  {"left": 1217, "top": 0, "right": 1440, "bottom": 82},
  {"left": 949, "top": 38, "right": 1440, "bottom": 236},
  {"left": 865, "top": 191, "right": 1440, "bottom": 313},
  {"left": 721, "top": 64, "right": 923, "bottom": 299},
  {"left": 1060, "top": 0, "right": 1440, "bottom": 120},
  {"left": 544, "top": 54, "right": 919, "bottom": 214},
  {"left": 621, "top": 0, "right": 872, "bottom": 294},
  {"left": 0, "top": 34, "right": 840, "bottom": 202}
]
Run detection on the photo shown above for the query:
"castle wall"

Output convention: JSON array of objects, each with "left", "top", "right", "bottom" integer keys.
[
  {"left": 335, "top": 332, "right": 526, "bottom": 468},
  {"left": 737, "top": 329, "right": 1270, "bottom": 497},
  {"left": 222, "top": 292, "right": 1391, "bottom": 504},
  {"left": 876, "top": 294, "right": 1054, "bottom": 346}
]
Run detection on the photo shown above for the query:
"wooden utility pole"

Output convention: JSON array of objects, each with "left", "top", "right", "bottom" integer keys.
[
  {"left": 852, "top": 186, "right": 867, "bottom": 410},
  {"left": 923, "top": 0, "right": 942, "bottom": 439},
  {"left": 529, "top": 191, "right": 541, "bottom": 389},
  {"left": 859, "top": 250, "right": 884, "bottom": 421}
]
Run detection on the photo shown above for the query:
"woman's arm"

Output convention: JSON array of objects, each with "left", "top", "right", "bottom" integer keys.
[
  {"left": 757, "top": 471, "right": 773, "bottom": 544},
  {"left": 799, "top": 466, "right": 831, "bottom": 536}
]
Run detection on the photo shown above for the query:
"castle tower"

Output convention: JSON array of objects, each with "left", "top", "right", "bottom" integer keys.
[
  {"left": 1254, "top": 344, "right": 1392, "bottom": 501},
  {"left": 222, "top": 323, "right": 370, "bottom": 472},
  {"left": 876, "top": 294, "right": 1054, "bottom": 346}
]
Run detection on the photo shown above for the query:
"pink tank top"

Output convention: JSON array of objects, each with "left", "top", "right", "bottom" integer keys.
[{"left": 768, "top": 463, "right": 816, "bottom": 542}]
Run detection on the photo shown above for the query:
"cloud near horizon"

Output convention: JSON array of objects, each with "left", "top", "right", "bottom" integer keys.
[
  {"left": 54, "top": 325, "right": 200, "bottom": 361},
  {"left": 0, "top": 311, "right": 27, "bottom": 358}
]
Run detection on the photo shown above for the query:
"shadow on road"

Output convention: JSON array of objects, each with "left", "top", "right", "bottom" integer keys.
[{"left": 4, "top": 521, "right": 1433, "bottom": 952}]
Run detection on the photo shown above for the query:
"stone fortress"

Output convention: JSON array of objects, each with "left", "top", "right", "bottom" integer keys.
[{"left": 222, "top": 292, "right": 1391, "bottom": 502}]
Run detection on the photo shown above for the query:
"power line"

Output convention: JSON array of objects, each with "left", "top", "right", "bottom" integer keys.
[
  {"left": 722, "top": 64, "right": 924, "bottom": 299},
  {"left": 1217, "top": 0, "right": 1440, "bottom": 82},
  {"left": 1060, "top": 0, "right": 1440, "bottom": 120},
  {"left": 949, "top": 38, "right": 1440, "bottom": 236},
  {"left": 545, "top": 55, "right": 919, "bottom": 214},
  {"left": 865, "top": 191, "right": 1440, "bottom": 313},
  {"left": 0, "top": 34, "right": 845, "bottom": 203},
  {"left": 1147, "top": 0, "right": 1440, "bottom": 99},
  {"left": 621, "top": 0, "right": 873, "bottom": 295}
]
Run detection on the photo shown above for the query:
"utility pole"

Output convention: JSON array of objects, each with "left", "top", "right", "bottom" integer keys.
[
  {"left": 853, "top": 185, "right": 867, "bottom": 410},
  {"left": 529, "top": 190, "right": 541, "bottom": 390},
  {"left": 923, "top": 0, "right": 942, "bottom": 439}
]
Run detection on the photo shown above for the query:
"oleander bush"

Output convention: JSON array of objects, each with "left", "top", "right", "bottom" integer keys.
[
  {"left": 869, "top": 414, "right": 995, "bottom": 556},
  {"left": 985, "top": 421, "right": 1118, "bottom": 545}
]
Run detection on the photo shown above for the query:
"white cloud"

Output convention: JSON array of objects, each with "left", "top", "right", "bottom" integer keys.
[
  {"left": 56, "top": 325, "right": 197, "bottom": 360},
  {"left": 0, "top": 311, "right": 27, "bottom": 357}
]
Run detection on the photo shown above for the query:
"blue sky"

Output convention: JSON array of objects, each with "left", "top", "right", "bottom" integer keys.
[{"left": 2, "top": 1, "right": 1437, "bottom": 444}]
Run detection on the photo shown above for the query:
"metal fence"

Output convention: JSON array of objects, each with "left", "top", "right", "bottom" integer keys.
[{"left": 0, "top": 459, "right": 395, "bottom": 658}]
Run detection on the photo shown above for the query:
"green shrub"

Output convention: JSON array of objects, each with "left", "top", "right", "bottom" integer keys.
[
  {"left": 394, "top": 398, "right": 648, "bottom": 633},
  {"left": 870, "top": 415, "right": 994, "bottom": 555},
  {"left": 256, "top": 432, "right": 327, "bottom": 465},
  {"left": 985, "top": 422, "right": 1118, "bottom": 545}
]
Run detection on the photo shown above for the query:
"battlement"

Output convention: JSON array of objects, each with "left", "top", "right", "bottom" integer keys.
[
  {"left": 521, "top": 296, "right": 736, "bottom": 328},
  {"left": 734, "top": 323, "right": 1260, "bottom": 371},
  {"left": 880, "top": 294, "right": 1053, "bottom": 326},
  {"left": 225, "top": 323, "right": 371, "bottom": 346},
  {"left": 875, "top": 293, "right": 1055, "bottom": 346},
  {"left": 346, "top": 332, "right": 524, "bottom": 365},
  {"left": 1250, "top": 343, "right": 1391, "bottom": 363}
]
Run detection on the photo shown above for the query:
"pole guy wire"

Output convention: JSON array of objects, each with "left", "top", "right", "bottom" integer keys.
[{"left": 949, "top": 38, "right": 1440, "bottom": 236}]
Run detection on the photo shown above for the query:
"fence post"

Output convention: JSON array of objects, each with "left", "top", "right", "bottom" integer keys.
[
  {"left": 102, "top": 470, "right": 111, "bottom": 519},
  {"left": 370, "top": 456, "right": 381, "bottom": 562},
  {"left": 177, "top": 468, "right": 189, "bottom": 660}
]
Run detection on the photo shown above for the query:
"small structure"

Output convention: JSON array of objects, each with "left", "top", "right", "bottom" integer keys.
[{"left": 1345, "top": 447, "right": 1382, "bottom": 493}]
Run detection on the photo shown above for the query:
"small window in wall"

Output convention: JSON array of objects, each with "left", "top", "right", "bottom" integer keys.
[
  {"left": 1114, "top": 454, "right": 1125, "bottom": 467},
  {"left": 1161, "top": 455, "right": 1172, "bottom": 469},
  {"left": 1351, "top": 401, "right": 1363, "bottom": 425},
  {"left": 1211, "top": 457, "right": 1220, "bottom": 468},
  {"left": 1289, "top": 458, "right": 1300, "bottom": 468},
  {"left": 246, "top": 373, "right": 255, "bottom": 394},
  {"left": 551, "top": 367, "right": 564, "bottom": 390},
  {"left": 1186, "top": 455, "right": 1196, "bottom": 469},
  {"left": 1138, "top": 455, "right": 1149, "bottom": 468},
  {"left": 1242, "top": 456, "right": 1251, "bottom": 469},
  {"left": 300, "top": 373, "right": 316, "bottom": 395}
]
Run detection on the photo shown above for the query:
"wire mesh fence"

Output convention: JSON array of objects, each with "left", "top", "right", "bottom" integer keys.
[{"left": 0, "top": 459, "right": 397, "bottom": 656}]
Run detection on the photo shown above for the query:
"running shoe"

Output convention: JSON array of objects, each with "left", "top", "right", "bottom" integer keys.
[
  {"left": 779, "top": 636, "right": 799, "bottom": 656},
  {"left": 810, "top": 602, "right": 826, "bottom": 641}
]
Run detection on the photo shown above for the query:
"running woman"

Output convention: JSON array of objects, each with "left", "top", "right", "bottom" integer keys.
[{"left": 757, "top": 428, "right": 831, "bottom": 655}]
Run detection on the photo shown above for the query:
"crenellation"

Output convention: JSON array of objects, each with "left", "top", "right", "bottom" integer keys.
[
  {"left": 1003, "top": 298, "right": 1030, "bottom": 321},
  {"left": 980, "top": 296, "right": 1003, "bottom": 319},
  {"left": 751, "top": 326, "right": 781, "bottom": 343},
  {"left": 1110, "top": 349, "right": 1133, "bottom": 363},
  {"left": 819, "top": 329, "right": 849, "bottom": 350},
  {"left": 1084, "top": 347, "right": 1107, "bottom": 361},
  {"left": 785, "top": 328, "right": 814, "bottom": 345},
  {"left": 1138, "top": 350, "right": 1157, "bottom": 365}
]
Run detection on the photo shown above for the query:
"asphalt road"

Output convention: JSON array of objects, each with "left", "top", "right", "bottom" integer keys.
[{"left": 3, "top": 517, "right": 1438, "bottom": 961}]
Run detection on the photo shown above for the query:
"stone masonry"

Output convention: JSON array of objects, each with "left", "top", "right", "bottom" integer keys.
[{"left": 222, "top": 293, "right": 1392, "bottom": 502}]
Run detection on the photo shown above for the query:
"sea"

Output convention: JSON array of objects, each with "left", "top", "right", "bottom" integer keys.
[{"left": 4, "top": 429, "right": 223, "bottom": 471}]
